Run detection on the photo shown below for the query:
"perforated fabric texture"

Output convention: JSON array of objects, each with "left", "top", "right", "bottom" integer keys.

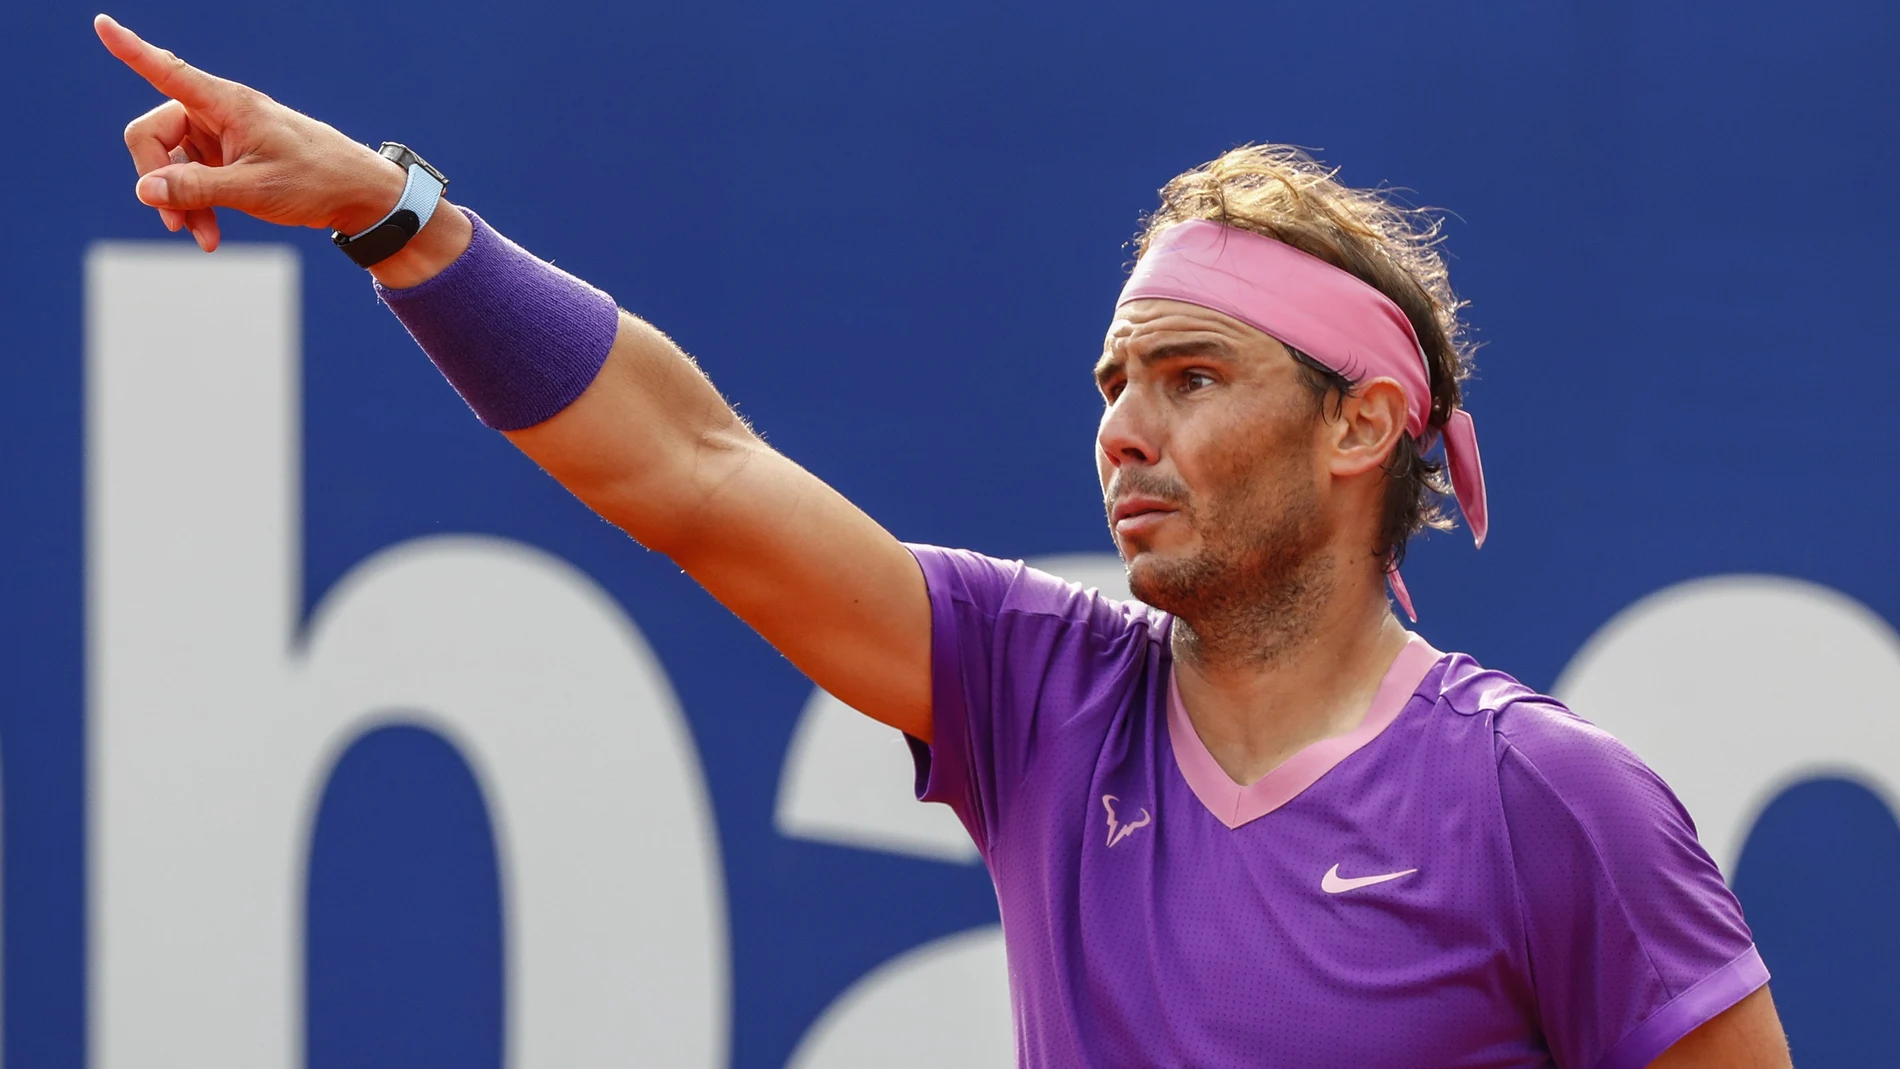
[{"left": 902, "top": 544, "right": 1764, "bottom": 1069}]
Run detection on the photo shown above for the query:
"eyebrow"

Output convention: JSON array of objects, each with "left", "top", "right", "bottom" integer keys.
[{"left": 1093, "top": 339, "right": 1235, "bottom": 389}]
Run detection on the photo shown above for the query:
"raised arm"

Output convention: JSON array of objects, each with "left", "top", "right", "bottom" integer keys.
[
  {"left": 96, "top": 14, "right": 933, "bottom": 739},
  {"left": 500, "top": 316, "right": 933, "bottom": 737}
]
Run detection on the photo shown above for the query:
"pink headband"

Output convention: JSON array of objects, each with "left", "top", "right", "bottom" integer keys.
[{"left": 1116, "top": 220, "right": 1489, "bottom": 619}]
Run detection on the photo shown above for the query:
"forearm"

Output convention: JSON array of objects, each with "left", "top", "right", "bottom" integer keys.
[
  {"left": 361, "top": 188, "right": 776, "bottom": 554},
  {"left": 370, "top": 196, "right": 930, "bottom": 733},
  {"left": 503, "top": 311, "right": 774, "bottom": 557},
  {"left": 359, "top": 191, "right": 779, "bottom": 557},
  {"left": 506, "top": 324, "right": 932, "bottom": 735}
]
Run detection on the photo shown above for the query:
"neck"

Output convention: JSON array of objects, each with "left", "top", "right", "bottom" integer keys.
[{"left": 1169, "top": 550, "right": 1411, "bottom": 787}]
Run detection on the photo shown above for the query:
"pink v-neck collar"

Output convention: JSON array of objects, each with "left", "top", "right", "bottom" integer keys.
[{"left": 1166, "top": 633, "right": 1444, "bottom": 829}]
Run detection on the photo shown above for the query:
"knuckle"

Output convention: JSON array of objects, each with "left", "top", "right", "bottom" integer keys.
[
  {"left": 228, "top": 88, "right": 263, "bottom": 118},
  {"left": 155, "top": 50, "right": 190, "bottom": 89},
  {"left": 122, "top": 101, "right": 183, "bottom": 151}
]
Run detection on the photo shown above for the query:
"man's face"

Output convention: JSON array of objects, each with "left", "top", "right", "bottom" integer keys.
[{"left": 1094, "top": 299, "right": 1333, "bottom": 619}]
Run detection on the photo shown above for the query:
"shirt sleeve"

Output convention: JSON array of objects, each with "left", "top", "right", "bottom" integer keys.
[
  {"left": 900, "top": 544, "right": 1156, "bottom": 861},
  {"left": 1495, "top": 699, "right": 1767, "bottom": 1069}
]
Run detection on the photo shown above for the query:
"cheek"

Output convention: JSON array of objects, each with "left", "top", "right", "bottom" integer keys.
[{"left": 1186, "top": 406, "right": 1315, "bottom": 504}]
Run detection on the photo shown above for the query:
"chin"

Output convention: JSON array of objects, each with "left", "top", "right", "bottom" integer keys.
[{"left": 1123, "top": 551, "right": 1186, "bottom": 613}]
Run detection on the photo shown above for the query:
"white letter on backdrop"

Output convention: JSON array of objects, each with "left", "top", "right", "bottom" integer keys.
[
  {"left": 775, "top": 552, "right": 1132, "bottom": 1065},
  {"left": 1555, "top": 575, "right": 1900, "bottom": 874},
  {"left": 86, "top": 244, "right": 728, "bottom": 1067}
]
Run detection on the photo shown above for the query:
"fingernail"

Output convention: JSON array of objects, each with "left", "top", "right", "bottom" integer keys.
[{"left": 136, "top": 174, "right": 168, "bottom": 206}]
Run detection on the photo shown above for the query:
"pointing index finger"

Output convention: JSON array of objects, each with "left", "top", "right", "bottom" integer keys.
[{"left": 94, "top": 14, "right": 236, "bottom": 113}]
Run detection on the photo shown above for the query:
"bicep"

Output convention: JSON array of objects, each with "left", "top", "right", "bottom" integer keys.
[
  {"left": 505, "top": 312, "right": 934, "bottom": 740},
  {"left": 1645, "top": 986, "right": 1790, "bottom": 1069}
]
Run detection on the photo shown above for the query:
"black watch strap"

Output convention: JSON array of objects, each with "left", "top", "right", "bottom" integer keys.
[
  {"left": 332, "top": 143, "right": 449, "bottom": 269},
  {"left": 334, "top": 209, "right": 424, "bottom": 268}
]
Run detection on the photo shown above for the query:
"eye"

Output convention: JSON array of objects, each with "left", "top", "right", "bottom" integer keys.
[
  {"left": 1101, "top": 378, "right": 1126, "bottom": 403},
  {"left": 1179, "top": 369, "right": 1216, "bottom": 393}
]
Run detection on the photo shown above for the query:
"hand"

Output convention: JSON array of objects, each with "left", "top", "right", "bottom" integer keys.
[{"left": 96, "top": 13, "right": 406, "bottom": 252}]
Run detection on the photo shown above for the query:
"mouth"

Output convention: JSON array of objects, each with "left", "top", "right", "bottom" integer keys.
[{"left": 1111, "top": 498, "right": 1178, "bottom": 537}]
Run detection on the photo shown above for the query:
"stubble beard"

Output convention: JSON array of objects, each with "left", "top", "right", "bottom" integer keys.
[{"left": 1124, "top": 465, "right": 1337, "bottom": 671}]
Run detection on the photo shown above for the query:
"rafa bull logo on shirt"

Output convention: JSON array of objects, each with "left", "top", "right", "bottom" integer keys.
[{"left": 1101, "top": 794, "right": 1153, "bottom": 847}]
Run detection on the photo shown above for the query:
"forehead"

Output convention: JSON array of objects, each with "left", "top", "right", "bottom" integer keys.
[{"left": 1097, "top": 298, "right": 1287, "bottom": 372}]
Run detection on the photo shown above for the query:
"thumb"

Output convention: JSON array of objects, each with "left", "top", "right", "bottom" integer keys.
[{"left": 135, "top": 161, "right": 243, "bottom": 211}]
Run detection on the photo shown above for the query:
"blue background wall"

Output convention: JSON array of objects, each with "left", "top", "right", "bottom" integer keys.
[{"left": 4, "top": 0, "right": 1897, "bottom": 1064}]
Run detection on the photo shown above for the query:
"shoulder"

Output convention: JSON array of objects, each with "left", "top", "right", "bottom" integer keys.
[
  {"left": 1447, "top": 664, "right": 1760, "bottom": 1066},
  {"left": 1479, "top": 684, "right": 1723, "bottom": 922},
  {"left": 1492, "top": 697, "right": 1686, "bottom": 831},
  {"left": 1422, "top": 652, "right": 1544, "bottom": 722},
  {"left": 1422, "top": 654, "right": 1658, "bottom": 790},
  {"left": 1417, "top": 653, "right": 1696, "bottom": 843},
  {"left": 903, "top": 543, "right": 1167, "bottom": 644}
]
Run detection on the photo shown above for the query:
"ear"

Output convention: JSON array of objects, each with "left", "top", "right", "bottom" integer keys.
[{"left": 1327, "top": 377, "right": 1408, "bottom": 478}]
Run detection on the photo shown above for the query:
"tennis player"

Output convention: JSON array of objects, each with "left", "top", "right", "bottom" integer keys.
[{"left": 99, "top": 13, "right": 1793, "bottom": 1067}]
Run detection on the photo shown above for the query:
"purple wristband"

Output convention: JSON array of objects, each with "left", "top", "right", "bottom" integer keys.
[{"left": 374, "top": 205, "right": 620, "bottom": 431}]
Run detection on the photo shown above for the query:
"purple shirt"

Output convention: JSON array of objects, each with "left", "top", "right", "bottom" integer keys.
[{"left": 904, "top": 546, "right": 1766, "bottom": 1069}]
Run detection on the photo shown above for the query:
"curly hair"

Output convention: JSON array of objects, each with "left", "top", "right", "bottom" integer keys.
[{"left": 1135, "top": 144, "right": 1475, "bottom": 568}]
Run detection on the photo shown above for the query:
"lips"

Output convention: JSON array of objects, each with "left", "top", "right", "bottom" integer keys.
[
  {"left": 1112, "top": 497, "right": 1178, "bottom": 538},
  {"left": 1111, "top": 497, "right": 1176, "bottom": 524}
]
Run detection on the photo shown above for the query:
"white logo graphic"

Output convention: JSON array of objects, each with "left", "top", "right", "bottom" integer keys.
[
  {"left": 1102, "top": 795, "right": 1153, "bottom": 847},
  {"left": 87, "top": 245, "right": 730, "bottom": 1068},
  {"left": 1320, "top": 863, "right": 1417, "bottom": 894},
  {"left": 1553, "top": 575, "right": 1900, "bottom": 876}
]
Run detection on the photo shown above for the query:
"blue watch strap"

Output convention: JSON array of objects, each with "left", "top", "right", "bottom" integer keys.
[
  {"left": 332, "top": 143, "right": 449, "bottom": 268},
  {"left": 344, "top": 161, "right": 444, "bottom": 242}
]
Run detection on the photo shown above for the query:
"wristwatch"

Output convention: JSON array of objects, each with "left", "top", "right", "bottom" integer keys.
[{"left": 331, "top": 142, "right": 449, "bottom": 268}]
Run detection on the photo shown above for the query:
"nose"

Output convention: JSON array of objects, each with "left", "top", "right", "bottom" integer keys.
[{"left": 1097, "top": 390, "right": 1159, "bottom": 471}]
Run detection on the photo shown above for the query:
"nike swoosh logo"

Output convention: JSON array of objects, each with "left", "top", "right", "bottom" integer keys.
[{"left": 1321, "top": 863, "right": 1418, "bottom": 894}]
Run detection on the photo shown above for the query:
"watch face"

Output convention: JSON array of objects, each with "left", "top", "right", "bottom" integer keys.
[{"left": 377, "top": 142, "right": 446, "bottom": 187}]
